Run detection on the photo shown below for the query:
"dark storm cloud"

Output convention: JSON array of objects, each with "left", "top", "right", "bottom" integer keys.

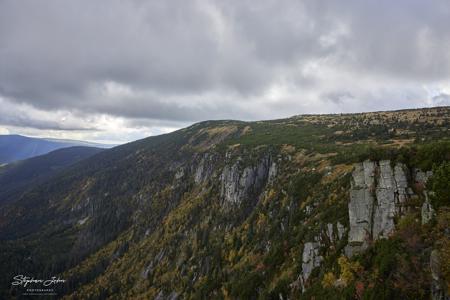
[
  {"left": 0, "top": 0, "right": 449, "bottom": 139},
  {"left": 84, "top": 93, "right": 259, "bottom": 121}
]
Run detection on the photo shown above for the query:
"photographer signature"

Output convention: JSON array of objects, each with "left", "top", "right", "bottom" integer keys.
[{"left": 11, "top": 275, "right": 66, "bottom": 287}]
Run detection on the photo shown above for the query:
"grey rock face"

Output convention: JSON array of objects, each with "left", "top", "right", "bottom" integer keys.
[
  {"left": 77, "top": 216, "right": 89, "bottom": 226},
  {"left": 373, "top": 161, "right": 414, "bottom": 238},
  {"left": 154, "top": 291, "right": 179, "bottom": 300},
  {"left": 141, "top": 263, "right": 153, "bottom": 279},
  {"left": 326, "top": 223, "right": 334, "bottom": 241},
  {"left": 220, "top": 163, "right": 243, "bottom": 204},
  {"left": 373, "top": 187, "right": 396, "bottom": 239},
  {"left": 324, "top": 222, "right": 345, "bottom": 243},
  {"left": 301, "top": 241, "right": 323, "bottom": 290},
  {"left": 414, "top": 169, "right": 433, "bottom": 185},
  {"left": 422, "top": 192, "right": 435, "bottom": 224},
  {"left": 348, "top": 188, "right": 374, "bottom": 243},
  {"left": 194, "top": 154, "right": 215, "bottom": 184},
  {"left": 394, "top": 163, "right": 409, "bottom": 211},
  {"left": 155, "top": 291, "right": 165, "bottom": 300},
  {"left": 174, "top": 168, "right": 185, "bottom": 180},
  {"left": 362, "top": 160, "right": 376, "bottom": 187},
  {"left": 304, "top": 205, "right": 313, "bottom": 216},
  {"left": 220, "top": 156, "right": 272, "bottom": 205},
  {"left": 141, "top": 249, "right": 166, "bottom": 279},
  {"left": 348, "top": 160, "right": 375, "bottom": 245},
  {"left": 347, "top": 160, "right": 421, "bottom": 255},
  {"left": 337, "top": 222, "right": 346, "bottom": 240},
  {"left": 373, "top": 160, "right": 397, "bottom": 239},
  {"left": 413, "top": 168, "right": 436, "bottom": 224},
  {"left": 268, "top": 162, "right": 277, "bottom": 183},
  {"left": 167, "top": 291, "right": 179, "bottom": 300}
]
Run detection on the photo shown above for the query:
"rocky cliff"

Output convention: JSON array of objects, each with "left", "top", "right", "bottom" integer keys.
[
  {"left": 220, "top": 155, "right": 274, "bottom": 205},
  {"left": 345, "top": 160, "right": 434, "bottom": 255}
]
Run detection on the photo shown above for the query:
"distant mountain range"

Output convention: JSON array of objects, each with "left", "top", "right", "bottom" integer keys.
[
  {"left": 0, "top": 134, "right": 115, "bottom": 164},
  {"left": 0, "top": 146, "right": 104, "bottom": 204}
]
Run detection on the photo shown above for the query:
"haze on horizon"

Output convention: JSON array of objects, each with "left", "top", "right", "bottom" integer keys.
[{"left": 1, "top": 0, "right": 450, "bottom": 143}]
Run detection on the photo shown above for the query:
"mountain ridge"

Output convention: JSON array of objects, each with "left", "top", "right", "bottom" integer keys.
[
  {"left": 0, "top": 146, "right": 104, "bottom": 205},
  {"left": 0, "top": 134, "right": 114, "bottom": 164},
  {"left": 0, "top": 106, "right": 449, "bottom": 299}
]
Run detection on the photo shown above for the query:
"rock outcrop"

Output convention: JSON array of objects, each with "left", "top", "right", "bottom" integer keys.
[
  {"left": 268, "top": 162, "right": 277, "bottom": 183},
  {"left": 412, "top": 168, "right": 436, "bottom": 225},
  {"left": 194, "top": 154, "right": 216, "bottom": 184},
  {"left": 346, "top": 160, "right": 428, "bottom": 256},
  {"left": 422, "top": 192, "right": 435, "bottom": 224},
  {"left": 326, "top": 223, "right": 334, "bottom": 241},
  {"left": 155, "top": 291, "right": 179, "bottom": 300},
  {"left": 301, "top": 241, "right": 323, "bottom": 292},
  {"left": 337, "top": 222, "right": 346, "bottom": 240},
  {"left": 326, "top": 222, "right": 346, "bottom": 243},
  {"left": 141, "top": 249, "right": 166, "bottom": 279},
  {"left": 394, "top": 163, "right": 409, "bottom": 213},
  {"left": 220, "top": 156, "right": 273, "bottom": 205},
  {"left": 373, "top": 160, "right": 397, "bottom": 239},
  {"left": 348, "top": 160, "right": 375, "bottom": 246},
  {"left": 414, "top": 169, "right": 433, "bottom": 186}
]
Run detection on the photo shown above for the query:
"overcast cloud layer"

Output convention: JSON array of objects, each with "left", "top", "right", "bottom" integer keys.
[{"left": 1, "top": 0, "right": 450, "bottom": 143}]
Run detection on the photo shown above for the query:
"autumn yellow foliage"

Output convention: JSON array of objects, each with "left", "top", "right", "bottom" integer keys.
[
  {"left": 322, "top": 272, "right": 337, "bottom": 288},
  {"left": 338, "top": 255, "right": 363, "bottom": 287}
]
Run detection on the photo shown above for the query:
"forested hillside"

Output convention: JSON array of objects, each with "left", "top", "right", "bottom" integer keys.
[
  {"left": 0, "top": 146, "right": 103, "bottom": 205},
  {"left": 1, "top": 107, "right": 449, "bottom": 299}
]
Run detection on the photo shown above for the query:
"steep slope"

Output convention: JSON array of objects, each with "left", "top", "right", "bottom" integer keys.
[
  {"left": 0, "top": 107, "right": 449, "bottom": 299},
  {"left": 0, "top": 146, "right": 104, "bottom": 205},
  {"left": 0, "top": 134, "right": 112, "bottom": 164}
]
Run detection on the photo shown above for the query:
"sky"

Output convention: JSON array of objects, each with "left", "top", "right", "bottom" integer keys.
[{"left": 1, "top": 0, "right": 450, "bottom": 143}]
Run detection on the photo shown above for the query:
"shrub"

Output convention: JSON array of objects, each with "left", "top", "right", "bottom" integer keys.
[
  {"left": 429, "top": 162, "right": 450, "bottom": 208},
  {"left": 322, "top": 272, "right": 337, "bottom": 288}
]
